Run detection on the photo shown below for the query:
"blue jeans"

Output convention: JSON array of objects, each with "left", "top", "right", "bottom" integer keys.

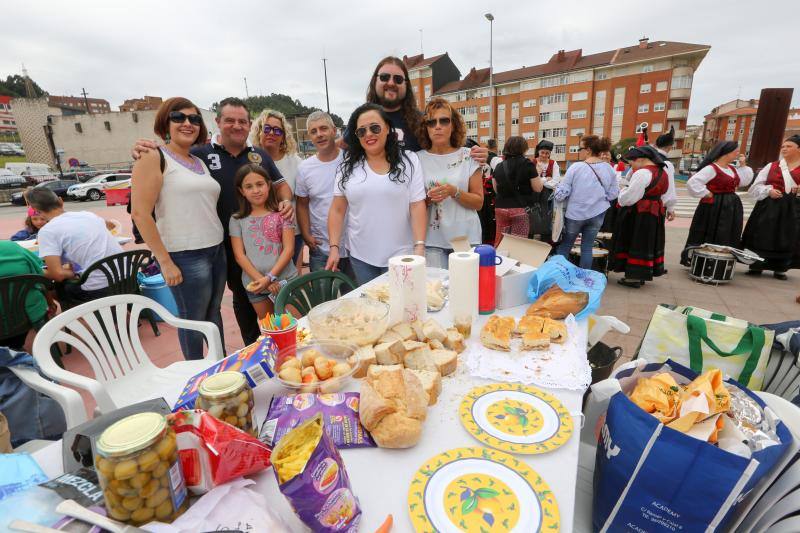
[
  {"left": 309, "top": 248, "right": 356, "bottom": 290},
  {"left": 167, "top": 243, "right": 227, "bottom": 360},
  {"left": 348, "top": 256, "right": 388, "bottom": 287},
  {"left": 292, "top": 234, "right": 305, "bottom": 265},
  {"left": 557, "top": 212, "right": 605, "bottom": 270}
]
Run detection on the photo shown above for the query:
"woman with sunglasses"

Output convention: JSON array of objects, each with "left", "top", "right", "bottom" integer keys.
[
  {"left": 326, "top": 103, "right": 427, "bottom": 285},
  {"left": 415, "top": 97, "right": 483, "bottom": 267},
  {"left": 251, "top": 110, "right": 305, "bottom": 267},
  {"left": 132, "top": 97, "right": 226, "bottom": 360}
]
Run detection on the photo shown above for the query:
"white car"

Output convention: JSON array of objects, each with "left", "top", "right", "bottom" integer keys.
[{"left": 67, "top": 173, "right": 131, "bottom": 201}]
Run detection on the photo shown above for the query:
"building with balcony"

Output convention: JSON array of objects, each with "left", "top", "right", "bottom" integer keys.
[
  {"left": 404, "top": 38, "right": 710, "bottom": 164},
  {"left": 701, "top": 98, "right": 800, "bottom": 155},
  {"left": 0, "top": 96, "right": 17, "bottom": 134}
]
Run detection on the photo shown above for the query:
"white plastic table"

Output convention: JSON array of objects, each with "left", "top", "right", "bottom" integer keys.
[{"left": 30, "top": 282, "right": 587, "bottom": 532}]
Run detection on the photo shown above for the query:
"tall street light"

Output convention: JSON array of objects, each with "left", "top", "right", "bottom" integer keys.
[{"left": 485, "top": 13, "right": 494, "bottom": 143}]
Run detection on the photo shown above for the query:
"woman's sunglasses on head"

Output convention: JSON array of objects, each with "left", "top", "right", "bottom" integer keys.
[
  {"left": 355, "top": 124, "right": 383, "bottom": 138},
  {"left": 168, "top": 111, "right": 203, "bottom": 126},
  {"left": 425, "top": 117, "right": 452, "bottom": 128},
  {"left": 263, "top": 125, "right": 285, "bottom": 136},
  {"left": 377, "top": 73, "right": 406, "bottom": 85}
]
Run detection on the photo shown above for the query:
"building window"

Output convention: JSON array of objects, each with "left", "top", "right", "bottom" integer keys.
[
  {"left": 104, "top": 121, "right": 111, "bottom": 131},
  {"left": 523, "top": 116, "right": 535, "bottom": 124},
  {"left": 656, "top": 81, "right": 668, "bottom": 91},
  {"left": 511, "top": 118, "right": 519, "bottom": 125},
  {"left": 614, "top": 87, "right": 626, "bottom": 98},
  {"left": 424, "top": 85, "right": 431, "bottom": 98},
  {"left": 739, "top": 127, "right": 744, "bottom": 134},
  {"left": 523, "top": 132, "right": 536, "bottom": 140},
  {"left": 651, "top": 123, "right": 663, "bottom": 132},
  {"left": 572, "top": 92, "right": 588, "bottom": 101},
  {"left": 642, "top": 65, "right": 654, "bottom": 73},
  {"left": 653, "top": 102, "right": 666, "bottom": 112},
  {"left": 539, "top": 93, "right": 567, "bottom": 105},
  {"left": 511, "top": 102, "right": 519, "bottom": 111},
  {"left": 498, "top": 120, "right": 505, "bottom": 128},
  {"left": 523, "top": 99, "right": 536, "bottom": 107},
  {"left": 672, "top": 75, "right": 692, "bottom": 89},
  {"left": 553, "top": 144, "right": 566, "bottom": 154},
  {"left": 594, "top": 111, "right": 605, "bottom": 119},
  {"left": 613, "top": 106, "right": 624, "bottom": 116},
  {"left": 570, "top": 110, "right": 587, "bottom": 119},
  {"left": 480, "top": 105, "right": 490, "bottom": 113},
  {"left": 593, "top": 126, "right": 604, "bottom": 135},
  {"left": 640, "top": 83, "right": 651, "bottom": 93},
  {"left": 595, "top": 90, "right": 606, "bottom": 100},
  {"left": 466, "top": 121, "right": 478, "bottom": 129},
  {"left": 521, "top": 81, "right": 538, "bottom": 91},
  {"left": 638, "top": 104, "right": 649, "bottom": 113},
  {"left": 569, "top": 145, "right": 582, "bottom": 153},
  {"left": 541, "top": 75, "right": 569, "bottom": 88},
  {"left": 74, "top": 123, "right": 82, "bottom": 133},
  {"left": 480, "top": 121, "right": 490, "bottom": 129},
  {"left": 596, "top": 71, "right": 609, "bottom": 80},
  {"left": 498, "top": 104, "right": 506, "bottom": 113},
  {"left": 571, "top": 128, "right": 585, "bottom": 136},
  {"left": 670, "top": 101, "right": 684, "bottom": 110},
  {"left": 480, "top": 135, "right": 490, "bottom": 143}
]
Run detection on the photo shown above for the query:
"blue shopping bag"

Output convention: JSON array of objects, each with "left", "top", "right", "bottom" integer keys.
[
  {"left": 527, "top": 255, "right": 606, "bottom": 320},
  {"left": 593, "top": 360, "right": 793, "bottom": 533}
]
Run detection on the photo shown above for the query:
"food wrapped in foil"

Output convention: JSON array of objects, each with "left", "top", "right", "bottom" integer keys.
[{"left": 725, "top": 386, "right": 780, "bottom": 452}]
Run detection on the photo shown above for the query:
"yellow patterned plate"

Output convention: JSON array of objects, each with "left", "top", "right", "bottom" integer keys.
[
  {"left": 408, "top": 447, "right": 560, "bottom": 532},
  {"left": 459, "top": 383, "right": 573, "bottom": 454}
]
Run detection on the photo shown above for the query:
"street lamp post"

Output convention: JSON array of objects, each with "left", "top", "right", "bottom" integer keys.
[{"left": 485, "top": 13, "right": 494, "bottom": 144}]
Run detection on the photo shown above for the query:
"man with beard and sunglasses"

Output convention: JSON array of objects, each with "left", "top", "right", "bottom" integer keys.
[{"left": 132, "top": 97, "right": 293, "bottom": 346}]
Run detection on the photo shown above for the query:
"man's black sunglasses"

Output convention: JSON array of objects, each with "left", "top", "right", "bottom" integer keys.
[
  {"left": 168, "top": 111, "right": 203, "bottom": 126},
  {"left": 377, "top": 73, "right": 406, "bottom": 85}
]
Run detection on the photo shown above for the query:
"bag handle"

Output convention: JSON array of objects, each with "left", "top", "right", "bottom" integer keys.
[{"left": 686, "top": 314, "right": 765, "bottom": 386}]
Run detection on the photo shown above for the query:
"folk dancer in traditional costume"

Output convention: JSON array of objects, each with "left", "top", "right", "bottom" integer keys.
[
  {"left": 530, "top": 139, "right": 561, "bottom": 242},
  {"left": 610, "top": 145, "right": 670, "bottom": 287},
  {"left": 741, "top": 135, "right": 800, "bottom": 279},
  {"left": 653, "top": 126, "right": 678, "bottom": 221},
  {"left": 680, "top": 141, "right": 753, "bottom": 265}
]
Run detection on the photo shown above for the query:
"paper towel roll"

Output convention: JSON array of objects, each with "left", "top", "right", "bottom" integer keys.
[
  {"left": 388, "top": 255, "right": 427, "bottom": 325},
  {"left": 448, "top": 251, "right": 479, "bottom": 322}
]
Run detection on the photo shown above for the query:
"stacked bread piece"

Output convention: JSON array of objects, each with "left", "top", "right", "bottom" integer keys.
[{"left": 480, "top": 314, "right": 567, "bottom": 352}]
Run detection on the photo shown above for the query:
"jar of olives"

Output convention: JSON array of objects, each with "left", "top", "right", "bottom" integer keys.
[
  {"left": 195, "top": 371, "right": 256, "bottom": 436},
  {"left": 95, "top": 412, "right": 188, "bottom": 525}
]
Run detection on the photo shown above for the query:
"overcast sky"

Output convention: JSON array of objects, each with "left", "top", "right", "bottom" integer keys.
[{"left": 4, "top": 0, "right": 797, "bottom": 126}]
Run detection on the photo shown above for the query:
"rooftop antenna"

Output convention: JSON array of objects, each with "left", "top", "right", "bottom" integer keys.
[
  {"left": 244, "top": 77, "right": 250, "bottom": 99},
  {"left": 81, "top": 87, "right": 92, "bottom": 114},
  {"left": 322, "top": 54, "right": 330, "bottom": 114},
  {"left": 419, "top": 29, "right": 424, "bottom": 55}
]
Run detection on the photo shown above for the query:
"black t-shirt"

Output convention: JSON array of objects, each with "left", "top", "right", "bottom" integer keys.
[
  {"left": 191, "top": 143, "right": 285, "bottom": 236},
  {"left": 385, "top": 109, "right": 421, "bottom": 152},
  {"left": 493, "top": 156, "right": 539, "bottom": 208}
]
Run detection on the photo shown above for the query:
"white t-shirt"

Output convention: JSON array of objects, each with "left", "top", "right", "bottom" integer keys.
[
  {"left": 417, "top": 147, "right": 481, "bottom": 248},
  {"left": 295, "top": 151, "right": 347, "bottom": 256},
  {"left": 275, "top": 153, "right": 303, "bottom": 235},
  {"left": 333, "top": 151, "right": 426, "bottom": 267},
  {"left": 38, "top": 211, "right": 124, "bottom": 290}
]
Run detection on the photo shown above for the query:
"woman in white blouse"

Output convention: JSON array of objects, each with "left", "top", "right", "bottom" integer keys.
[{"left": 680, "top": 141, "right": 753, "bottom": 265}]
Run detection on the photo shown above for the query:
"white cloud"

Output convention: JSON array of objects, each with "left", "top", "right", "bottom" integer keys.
[{"left": 3, "top": 0, "right": 797, "bottom": 125}]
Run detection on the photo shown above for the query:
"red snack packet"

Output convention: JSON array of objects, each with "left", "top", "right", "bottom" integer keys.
[{"left": 168, "top": 410, "right": 271, "bottom": 494}]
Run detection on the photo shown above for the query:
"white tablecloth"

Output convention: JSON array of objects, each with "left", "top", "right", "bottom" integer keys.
[{"left": 30, "top": 281, "right": 587, "bottom": 532}]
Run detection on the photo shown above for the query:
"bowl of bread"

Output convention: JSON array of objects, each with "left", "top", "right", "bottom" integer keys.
[
  {"left": 274, "top": 341, "right": 359, "bottom": 393},
  {"left": 307, "top": 298, "right": 390, "bottom": 347}
]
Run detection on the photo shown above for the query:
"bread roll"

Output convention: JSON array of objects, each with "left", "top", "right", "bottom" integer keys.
[
  {"left": 359, "top": 366, "right": 428, "bottom": 448},
  {"left": 374, "top": 339, "right": 405, "bottom": 365}
]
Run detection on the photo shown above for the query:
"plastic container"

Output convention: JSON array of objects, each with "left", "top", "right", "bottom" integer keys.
[
  {"left": 195, "top": 371, "right": 256, "bottom": 436},
  {"left": 260, "top": 320, "right": 298, "bottom": 357},
  {"left": 474, "top": 245, "right": 500, "bottom": 315},
  {"left": 94, "top": 412, "right": 188, "bottom": 525},
  {"left": 273, "top": 341, "right": 358, "bottom": 394},
  {"left": 307, "top": 298, "right": 389, "bottom": 346},
  {"left": 138, "top": 273, "right": 179, "bottom": 321}
]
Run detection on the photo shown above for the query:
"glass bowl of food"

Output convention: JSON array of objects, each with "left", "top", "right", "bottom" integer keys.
[
  {"left": 307, "top": 298, "right": 389, "bottom": 347},
  {"left": 273, "top": 341, "right": 359, "bottom": 393}
]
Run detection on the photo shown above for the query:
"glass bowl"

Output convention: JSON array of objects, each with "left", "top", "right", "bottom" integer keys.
[
  {"left": 273, "top": 341, "right": 358, "bottom": 393},
  {"left": 307, "top": 298, "right": 389, "bottom": 346}
]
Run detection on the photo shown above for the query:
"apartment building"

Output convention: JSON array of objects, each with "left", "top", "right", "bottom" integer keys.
[
  {"left": 48, "top": 95, "right": 111, "bottom": 114},
  {"left": 404, "top": 38, "right": 710, "bottom": 164},
  {"left": 702, "top": 98, "right": 800, "bottom": 155},
  {"left": 0, "top": 95, "right": 17, "bottom": 134},
  {"left": 119, "top": 96, "right": 163, "bottom": 112},
  {"left": 682, "top": 124, "right": 703, "bottom": 157}
]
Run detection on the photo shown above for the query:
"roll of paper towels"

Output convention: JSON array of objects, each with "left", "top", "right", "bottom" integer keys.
[
  {"left": 448, "top": 251, "right": 479, "bottom": 322},
  {"left": 388, "top": 255, "right": 427, "bottom": 325}
]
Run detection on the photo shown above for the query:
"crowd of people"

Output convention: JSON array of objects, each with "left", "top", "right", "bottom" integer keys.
[{"left": 4, "top": 54, "right": 800, "bottom": 361}]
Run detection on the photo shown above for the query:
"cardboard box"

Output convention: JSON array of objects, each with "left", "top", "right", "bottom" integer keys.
[
  {"left": 172, "top": 336, "right": 278, "bottom": 412},
  {"left": 494, "top": 234, "right": 551, "bottom": 309}
]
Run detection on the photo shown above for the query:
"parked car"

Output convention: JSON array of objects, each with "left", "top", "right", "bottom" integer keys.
[
  {"left": 0, "top": 168, "right": 27, "bottom": 189},
  {"left": 66, "top": 173, "right": 131, "bottom": 201},
  {"left": 9, "top": 179, "right": 78, "bottom": 205}
]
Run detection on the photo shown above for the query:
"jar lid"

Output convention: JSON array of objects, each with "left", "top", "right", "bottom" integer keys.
[
  {"left": 97, "top": 412, "right": 167, "bottom": 457},
  {"left": 199, "top": 371, "right": 246, "bottom": 398}
]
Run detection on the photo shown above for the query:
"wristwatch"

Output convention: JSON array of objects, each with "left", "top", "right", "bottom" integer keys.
[
  {"left": 453, "top": 188, "right": 462, "bottom": 200},
  {"left": 266, "top": 273, "right": 278, "bottom": 282}
]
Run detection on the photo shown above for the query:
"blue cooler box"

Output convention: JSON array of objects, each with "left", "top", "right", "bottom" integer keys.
[{"left": 138, "top": 273, "right": 179, "bottom": 321}]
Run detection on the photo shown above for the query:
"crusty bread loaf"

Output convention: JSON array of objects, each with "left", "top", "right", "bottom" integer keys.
[
  {"left": 374, "top": 339, "right": 405, "bottom": 365},
  {"left": 431, "top": 349, "right": 458, "bottom": 376},
  {"left": 526, "top": 285, "right": 588, "bottom": 319},
  {"left": 403, "top": 343, "right": 436, "bottom": 372},
  {"left": 348, "top": 345, "right": 376, "bottom": 378},
  {"left": 409, "top": 369, "right": 442, "bottom": 405},
  {"left": 359, "top": 366, "right": 428, "bottom": 448}
]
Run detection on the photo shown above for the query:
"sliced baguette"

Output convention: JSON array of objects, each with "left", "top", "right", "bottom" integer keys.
[
  {"left": 348, "top": 345, "right": 376, "bottom": 378},
  {"left": 422, "top": 318, "right": 447, "bottom": 342},
  {"left": 390, "top": 322, "right": 416, "bottom": 341},
  {"left": 428, "top": 339, "right": 445, "bottom": 350},
  {"left": 444, "top": 328, "right": 466, "bottom": 353},
  {"left": 403, "top": 344, "right": 436, "bottom": 372},
  {"left": 409, "top": 320, "right": 426, "bottom": 341},
  {"left": 431, "top": 349, "right": 458, "bottom": 376},
  {"left": 378, "top": 330, "right": 404, "bottom": 345},
  {"left": 374, "top": 339, "right": 406, "bottom": 365},
  {"left": 408, "top": 369, "right": 442, "bottom": 405}
]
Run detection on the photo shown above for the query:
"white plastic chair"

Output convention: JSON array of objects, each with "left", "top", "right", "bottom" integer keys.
[
  {"left": 8, "top": 366, "right": 88, "bottom": 429},
  {"left": 31, "top": 294, "right": 224, "bottom": 416}
]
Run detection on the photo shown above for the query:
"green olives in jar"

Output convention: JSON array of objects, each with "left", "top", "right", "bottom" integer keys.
[
  {"left": 195, "top": 371, "right": 256, "bottom": 436},
  {"left": 95, "top": 413, "right": 187, "bottom": 525}
]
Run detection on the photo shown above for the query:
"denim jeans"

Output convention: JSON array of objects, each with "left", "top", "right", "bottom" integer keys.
[
  {"left": 348, "top": 256, "right": 388, "bottom": 287},
  {"left": 309, "top": 248, "right": 356, "bottom": 290},
  {"left": 168, "top": 243, "right": 227, "bottom": 360},
  {"left": 556, "top": 212, "right": 606, "bottom": 270}
]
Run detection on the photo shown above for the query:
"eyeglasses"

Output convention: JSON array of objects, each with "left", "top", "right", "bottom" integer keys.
[
  {"left": 262, "top": 125, "right": 284, "bottom": 136},
  {"left": 168, "top": 111, "right": 203, "bottom": 126},
  {"left": 425, "top": 117, "right": 452, "bottom": 128},
  {"left": 355, "top": 124, "right": 382, "bottom": 138},
  {"left": 377, "top": 73, "right": 406, "bottom": 85}
]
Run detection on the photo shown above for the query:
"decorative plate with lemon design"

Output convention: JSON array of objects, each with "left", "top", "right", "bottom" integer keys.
[
  {"left": 459, "top": 383, "right": 573, "bottom": 454},
  {"left": 408, "top": 447, "right": 559, "bottom": 532}
]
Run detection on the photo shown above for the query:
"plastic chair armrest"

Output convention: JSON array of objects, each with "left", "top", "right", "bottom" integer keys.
[{"left": 9, "top": 367, "right": 88, "bottom": 428}]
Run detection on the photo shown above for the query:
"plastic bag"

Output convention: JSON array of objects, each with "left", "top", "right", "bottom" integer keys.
[
  {"left": 527, "top": 255, "right": 606, "bottom": 320},
  {"left": 169, "top": 410, "right": 271, "bottom": 494}
]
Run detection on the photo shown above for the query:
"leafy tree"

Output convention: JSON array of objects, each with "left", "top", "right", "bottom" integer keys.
[
  {"left": 0, "top": 74, "right": 47, "bottom": 97},
  {"left": 611, "top": 137, "right": 637, "bottom": 157},
  {"left": 212, "top": 93, "right": 344, "bottom": 127}
]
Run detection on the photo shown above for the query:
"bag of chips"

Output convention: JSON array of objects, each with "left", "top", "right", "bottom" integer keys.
[
  {"left": 272, "top": 414, "right": 361, "bottom": 532},
  {"left": 263, "top": 392, "right": 375, "bottom": 449},
  {"left": 169, "top": 410, "right": 272, "bottom": 494}
]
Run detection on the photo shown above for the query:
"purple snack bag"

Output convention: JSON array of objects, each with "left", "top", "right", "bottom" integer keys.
[
  {"left": 272, "top": 414, "right": 361, "bottom": 532},
  {"left": 263, "top": 392, "right": 376, "bottom": 449}
]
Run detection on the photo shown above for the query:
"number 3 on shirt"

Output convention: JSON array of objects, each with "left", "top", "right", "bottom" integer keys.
[{"left": 207, "top": 153, "right": 221, "bottom": 170}]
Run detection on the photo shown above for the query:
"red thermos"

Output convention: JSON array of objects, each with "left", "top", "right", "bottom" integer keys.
[{"left": 475, "top": 245, "right": 500, "bottom": 314}]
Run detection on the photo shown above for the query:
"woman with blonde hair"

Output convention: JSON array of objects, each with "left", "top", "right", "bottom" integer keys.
[{"left": 250, "top": 109, "right": 304, "bottom": 265}]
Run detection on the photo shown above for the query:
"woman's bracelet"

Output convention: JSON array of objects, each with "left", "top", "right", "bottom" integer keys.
[
  {"left": 414, "top": 241, "right": 426, "bottom": 247},
  {"left": 330, "top": 244, "right": 340, "bottom": 250}
]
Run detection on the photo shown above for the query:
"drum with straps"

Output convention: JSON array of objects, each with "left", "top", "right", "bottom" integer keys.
[{"left": 688, "top": 247, "right": 736, "bottom": 284}]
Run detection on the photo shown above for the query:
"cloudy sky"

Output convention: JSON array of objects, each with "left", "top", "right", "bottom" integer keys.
[{"left": 4, "top": 0, "right": 797, "bottom": 125}]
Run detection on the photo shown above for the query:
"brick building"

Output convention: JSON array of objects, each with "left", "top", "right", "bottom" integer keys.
[
  {"left": 0, "top": 95, "right": 16, "bottom": 134},
  {"left": 47, "top": 95, "right": 111, "bottom": 114},
  {"left": 701, "top": 98, "right": 800, "bottom": 155},
  {"left": 119, "top": 96, "right": 163, "bottom": 112},
  {"left": 682, "top": 124, "right": 703, "bottom": 157},
  {"left": 404, "top": 38, "right": 710, "bottom": 164}
]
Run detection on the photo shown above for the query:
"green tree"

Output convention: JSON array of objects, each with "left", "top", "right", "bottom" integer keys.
[
  {"left": 212, "top": 93, "right": 344, "bottom": 127},
  {"left": 0, "top": 74, "right": 47, "bottom": 97},
  {"left": 611, "top": 137, "right": 638, "bottom": 157}
]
